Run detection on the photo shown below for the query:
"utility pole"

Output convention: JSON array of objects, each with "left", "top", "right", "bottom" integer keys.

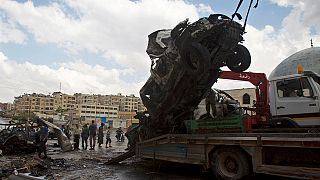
[
  {"left": 130, "top": 95, "right": 133, "bottom": 126},
  {"left": 95, "top": 95, "right": 97, "bottom": 122}
]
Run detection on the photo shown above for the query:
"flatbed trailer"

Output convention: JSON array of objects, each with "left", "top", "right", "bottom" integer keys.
[{"left": 136, "top": 133, "right": 320, "bottom": 179}]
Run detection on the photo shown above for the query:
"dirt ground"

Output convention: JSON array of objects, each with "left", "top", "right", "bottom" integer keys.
[
  {"left": 0, "top": 130, "right": 293, "bottom": 180},
  {"left": 0, "top": 130, "right": 213, "bottom": 180}
]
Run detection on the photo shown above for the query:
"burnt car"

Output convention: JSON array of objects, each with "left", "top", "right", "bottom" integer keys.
[
  {"left": 0, "top": 119, "right": 72, "bottom": 155},
  {"left": 138, "top": 13, "right": 251, "bottom": 140},
  {"left": 0, "top": 124, "right": 38, "bottom": 155}
]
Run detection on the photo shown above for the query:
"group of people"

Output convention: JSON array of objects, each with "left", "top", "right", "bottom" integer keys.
[
  {"left": 66, "top": 120, "right": 123, "bottom": 151},
  {"left": 35, "top": 121, "right": 125, "bottom": 159}
]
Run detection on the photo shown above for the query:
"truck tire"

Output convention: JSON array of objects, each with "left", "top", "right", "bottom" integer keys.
[
  {"left": 227, "top": 44, "right": 251, "bottom": 73},
  {"left": 211, "top": 147, "right": 251, "bottom": 180}
]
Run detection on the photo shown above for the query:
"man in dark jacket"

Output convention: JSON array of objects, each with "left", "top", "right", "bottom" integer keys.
[
  {"left": 73, "top": 124, "right": 81, "bottom": 150},
  {"left": 98, "top": 123, "right": 105, "bottom": 147},
  {"left": 89, "top": 120, "right": 97, "bottom": 150},
  {"left": 81, "top": 124, "right": 89, "bottom": 150},
  {"left": 37, "top": 124, "right": 49, "bottom": 158}
]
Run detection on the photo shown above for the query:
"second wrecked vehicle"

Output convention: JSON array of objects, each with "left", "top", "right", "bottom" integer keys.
[{"left": 0, "top": 119, "right": 72, "bottom": 155}]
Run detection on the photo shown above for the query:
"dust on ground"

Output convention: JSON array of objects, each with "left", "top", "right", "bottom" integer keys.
[
  {"left": 0, "top": 130, "right": 213, "bottom": 180},
  {"left": 0, "top": 130, "right": 292, "bottom": 180}
]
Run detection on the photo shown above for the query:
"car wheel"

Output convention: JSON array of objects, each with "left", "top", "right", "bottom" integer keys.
[{"left": 227, "top": 44, "right": 251, "bottom": 72}]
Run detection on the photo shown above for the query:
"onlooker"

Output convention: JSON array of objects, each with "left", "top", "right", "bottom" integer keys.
[
  {"left": 98, "top": 123, "right": 105, "bottom": 147},
  {"left": 64, "top": 125, "right": 71, "bottom": 140},
  {"left": 116, "top": 127, "right": 124, "bottom": 142},
  {"left": 89, "top": 120, "right": 97, "bottom": 150},
  {"left": 73, "top": 124, "right": 81, "bottom": 150},
  {"left": 81, "top": 124, "right": 89, "bottom": 150},
  {"left": 37, "top": 124, "right": 49, "bottom": 158},
  {"left": 105, "top": 126, "right": 112, "bottom": 148}
]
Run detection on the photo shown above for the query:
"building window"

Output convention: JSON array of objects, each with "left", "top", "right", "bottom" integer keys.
[{"left": 243, "top": 93, "right": 250, "bottom": 104}]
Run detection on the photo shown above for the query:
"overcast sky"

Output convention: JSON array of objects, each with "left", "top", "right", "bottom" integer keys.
[{"left": 1, "top": 0, "right": 320, "bottom": 103}]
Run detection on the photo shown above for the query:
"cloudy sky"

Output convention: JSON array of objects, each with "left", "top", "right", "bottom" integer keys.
[{"left": 0, "top": 0, "right": 319, "bottom": 103}]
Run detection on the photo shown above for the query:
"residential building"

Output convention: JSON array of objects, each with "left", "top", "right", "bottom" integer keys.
[
  {"left": 14, "top": 93, "right": 54, "bottom": 115},
  {"left": 77, "top": 103, "right": 119, "bottom": 124},
  {"left": 13, "top": 92, "right": 147, "bottom": 127}
]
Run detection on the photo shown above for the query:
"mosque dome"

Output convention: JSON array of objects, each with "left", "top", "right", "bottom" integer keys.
[{"left": 269, "top": 47, "right": 320, "bottom": 79}]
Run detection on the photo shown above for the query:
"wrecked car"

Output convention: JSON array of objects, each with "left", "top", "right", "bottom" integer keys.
[
  {"left": 0, "top": 119, "right": 72, "bottom": 155},
  {"left": 138, "top": 13, "right": 251, "bottom": 140}
]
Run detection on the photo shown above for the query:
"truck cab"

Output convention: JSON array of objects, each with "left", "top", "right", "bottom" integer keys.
[{"left": 269, "top": 71, "right": 320, "bottom": 127}]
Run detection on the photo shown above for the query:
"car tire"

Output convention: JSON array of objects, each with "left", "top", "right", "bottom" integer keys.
[{"left": 227, "top": 44, "right": 251, "bottom": 73}]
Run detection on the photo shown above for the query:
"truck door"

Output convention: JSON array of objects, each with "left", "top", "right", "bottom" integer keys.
[{"left": 275, "top": 76, "right": 320, "bottom": 127}]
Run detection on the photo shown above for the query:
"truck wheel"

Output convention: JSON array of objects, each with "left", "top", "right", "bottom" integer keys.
[
  {"left": 227, "top": 45, "right": 251, "bottom": 73},
  {"left": 211, "top": 147, "right": 251, "bottom": 180}
]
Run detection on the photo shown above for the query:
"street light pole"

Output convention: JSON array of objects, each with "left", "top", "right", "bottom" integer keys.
[{"left": 130, "top": 96, "right": 133, "bottom": 126}]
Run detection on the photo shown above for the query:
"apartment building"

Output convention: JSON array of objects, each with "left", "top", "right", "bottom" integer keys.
[
  {"left": 52, "top": 92, "right": 76, "bottom": 111},
  {"left": 13, "top": 92, "right": 147, "bottom": 127},
  {"left": 14, "top": 93, "right": 54, "bottom": 115},
  {"left": 77, "top": 103, "right": 118, "bottom": 123}
]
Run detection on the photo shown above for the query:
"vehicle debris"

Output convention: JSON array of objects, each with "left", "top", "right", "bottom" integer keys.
[{"left": 0, "top": 119, "right": 72, "bottom": 155}]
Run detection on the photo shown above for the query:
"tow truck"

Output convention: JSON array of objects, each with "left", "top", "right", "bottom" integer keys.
[
  {"left": 219, "top": 66, "right": 320, "bottom": 129},
  {"left": 106, "top": 0, "right": 320, "bottom": 178},
  {"left": 135, "top": 69, "right": 320, "bottom": 179}
]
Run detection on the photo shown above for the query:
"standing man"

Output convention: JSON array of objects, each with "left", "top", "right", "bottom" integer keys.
[
  {"left": 105, "top": 126, "right": 112, "bottom": 148},
  {"left": 205, "top": 89, "right": 217, "bottom": 117},
  {"left": 38, "top": 124, "right": 49, "bottom": 158},
  {"left": 81, "top": 124, "right": 89, "bottom": 150},
  {"left": 73, "top": 124, "right": 81, "bottom": 150},
  {"left": 116, "top": 127, "right": 123, "bottom": 142},
  {"left": 98, "top": 123, "right": 105, "bottom": 147},
  {"left": 89, "top": 120, "right": 97, "bottom": 150}
]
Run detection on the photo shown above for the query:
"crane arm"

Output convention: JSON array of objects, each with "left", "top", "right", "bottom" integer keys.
[{"left": 218, "top": 71, "right": 270, "bottom": 125}]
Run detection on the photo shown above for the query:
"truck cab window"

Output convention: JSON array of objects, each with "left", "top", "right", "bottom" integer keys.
[
  {"left": 277, "top": 77, "right": 313, "bottom": 98},
  {"left": 300, "top": 77, "right": 314, "bottom": 97}
]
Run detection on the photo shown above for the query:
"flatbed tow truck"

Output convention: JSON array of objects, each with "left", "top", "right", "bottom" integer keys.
[
  {"left": 106, "top": 1, "right": 320, "bottom": 178},
  {"left": 109, "top": 70, "right": 320, "bottom": 179},
  {"left": 133, "top": 70, "right": 320, "bottom": 179}
]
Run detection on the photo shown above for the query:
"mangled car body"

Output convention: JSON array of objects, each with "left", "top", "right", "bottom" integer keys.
[
  {"left": 0, "top": 119, "right": 72, "bottom": 155},
  {"left": 137, "top": 13, "right": 251, "bottom": 140}
]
